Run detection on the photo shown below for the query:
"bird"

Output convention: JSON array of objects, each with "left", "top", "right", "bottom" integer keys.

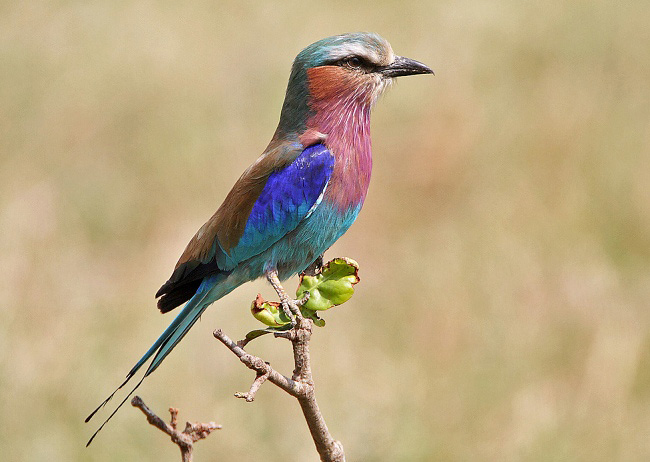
[{"left": 86, "top": 32, "right": 432, "bottom": 444}]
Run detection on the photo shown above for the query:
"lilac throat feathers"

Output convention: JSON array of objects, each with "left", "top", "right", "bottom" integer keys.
[{"left": 305, "top": 66, "right": 374, "bottom": 210}]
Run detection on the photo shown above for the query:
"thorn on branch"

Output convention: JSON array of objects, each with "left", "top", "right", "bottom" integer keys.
[{"left": 131, "top": 396, "right": 222, "bottom": 462}]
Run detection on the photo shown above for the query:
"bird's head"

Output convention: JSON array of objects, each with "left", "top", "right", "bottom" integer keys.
[{"left": 276, "top": 33, "right": 433, "bottom": 135}]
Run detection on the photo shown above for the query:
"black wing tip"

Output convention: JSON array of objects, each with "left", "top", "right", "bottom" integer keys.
[
  {"left": 157, "top": 280, "right": 203, "bottom": 313},
  {"left": 157, "top": 296, "right": 171, "bottom": 313},
  {"left": 155, "top": 283, "right": 168, "bottom": 299}
]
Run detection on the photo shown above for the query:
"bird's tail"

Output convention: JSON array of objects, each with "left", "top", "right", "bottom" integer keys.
[{"left": 85, "top": 273, "right": 233, "bottom": 446}]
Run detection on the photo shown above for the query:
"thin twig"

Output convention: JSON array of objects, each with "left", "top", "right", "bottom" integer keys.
[
  {"left": 234, "top": 369, "right": 270, "bottom": 402},
  {"left": 214, "top": 318, "right": 346, "bottom": 462},
  {"left": 131, "top": 396, "right": 222, "bottom": 462},
  {"left": 213, "top": 329, "right": 302, "bottom": 397}
]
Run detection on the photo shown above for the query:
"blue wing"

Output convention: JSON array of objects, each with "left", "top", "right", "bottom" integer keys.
[
  {"left": 156, "top": 143, "right": 334, "bottom": 313},
  {"left": 216, "top": 143, "right": 334, "bottom": 269},
  {"left": 87, "top": 144, "right": 335, "bottom": 444}
]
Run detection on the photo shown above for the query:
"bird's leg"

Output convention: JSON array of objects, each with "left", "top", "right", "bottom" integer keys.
[{"left": 266, "top": 269, "right": 303, "bottom": 323}]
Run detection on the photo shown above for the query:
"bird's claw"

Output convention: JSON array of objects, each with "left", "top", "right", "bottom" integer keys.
[
  {"left": 282, "top": 287, "right": 309, "bottom": 328},
  {"left": 279, "top": 298, "right": 297, "bottom": 325},
  {"left": 296, "top": 291, "right": 310, "bottom": 307},
  {"left": 266, "top": 268, "right": 304, "bottom": 326},
  {"left": 280, "top": 295, "right": 306, "bottom": 326}
]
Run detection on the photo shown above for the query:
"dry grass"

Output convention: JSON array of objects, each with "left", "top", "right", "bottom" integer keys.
[{"left": 1, "top": 1, "right": 649, "bottom": 460}]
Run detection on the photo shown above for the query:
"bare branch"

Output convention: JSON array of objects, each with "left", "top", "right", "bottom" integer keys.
[
  {"left": 169, "top": 407, "right": 179, "bottom": 430},
  {"left": 214, "top": 316, "right": 346, "bottom": 462},
  {"left": 213, "top": 329, "right": 302, "bottom": 397},
  {"left": 131, "top": 396, "right": 222, "bottom": 462},
  {"left": 234, "top": 370, "right": 270, "bottom": 402}
]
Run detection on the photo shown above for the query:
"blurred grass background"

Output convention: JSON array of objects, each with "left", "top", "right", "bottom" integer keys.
[{"left": 1, "top": 0, "right": 649, "bottom": 460}]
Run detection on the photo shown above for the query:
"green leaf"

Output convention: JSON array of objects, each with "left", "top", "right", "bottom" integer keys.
[
  {"left": 244, "top": 329, "right": 272, "bottom": 342},
  {"left": 244, "top": 325, "right": 292, "bottom": 342},
  {"left": 296, "top": 257, "right": 360, "bottom": 312},
  {"left": 250, "top": 294, "right": 290, "bottom": 327},
  {"left": 303, "top": 310, "right": 326, "bottom": 327},
  {"left": 248, "top": 258, "right": 360, "bottom": 330}
]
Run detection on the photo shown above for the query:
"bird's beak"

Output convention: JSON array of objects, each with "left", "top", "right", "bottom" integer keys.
[{"left": 378, "top": 56, "right": 434, "bottom": 78}]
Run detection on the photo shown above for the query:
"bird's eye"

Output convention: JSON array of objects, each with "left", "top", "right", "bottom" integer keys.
[{"left": 343, "top": 57, "right": 363, "bottom": 69}]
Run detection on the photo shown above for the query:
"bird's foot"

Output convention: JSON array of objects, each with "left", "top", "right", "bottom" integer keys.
[
  {"left": 296, "top": 291, "right": 310, "bottom": 307},
  {"left": 266, "top": 269, "right": 303, "bottom": 325},
  {"left": 279, "top": 295, "right": 298, "bottom": 326},
  {"left": 279, "top": 292, "right": 312, "bottom": 327}
]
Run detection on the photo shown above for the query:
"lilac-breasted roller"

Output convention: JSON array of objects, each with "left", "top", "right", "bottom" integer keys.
[{"left": 86, "top": 32, "right": 432, "bottom": 443}]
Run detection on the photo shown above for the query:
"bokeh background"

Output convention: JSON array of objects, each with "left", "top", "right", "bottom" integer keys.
[{"left": 2, "top": 1, "right": 649, "bottom": 460}]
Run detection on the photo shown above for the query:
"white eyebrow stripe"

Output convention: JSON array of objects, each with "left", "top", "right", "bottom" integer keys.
[{"left": 328, "top": 43, "right": 382, "bottom": 65}]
